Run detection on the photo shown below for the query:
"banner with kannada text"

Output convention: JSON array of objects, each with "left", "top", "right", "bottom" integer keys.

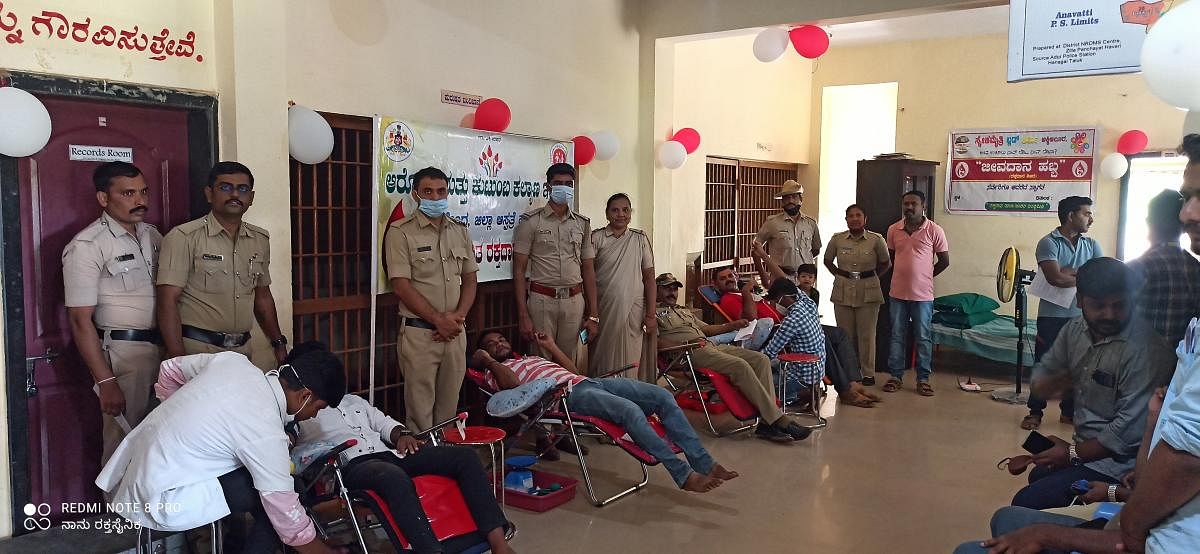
[
  {"left": 945, "top": 128, "right": 1097, "bottom": 217},
  {"left": 372, "top": 116, "right": 570, "bottom": 292}
]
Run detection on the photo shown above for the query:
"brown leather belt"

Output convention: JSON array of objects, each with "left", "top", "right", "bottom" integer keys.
[
  {"left": 529, "top": 282, "right": 583, "bottom": 299},
  {"left": 182, "top": 325, "right": 251, "bottom": 348}
]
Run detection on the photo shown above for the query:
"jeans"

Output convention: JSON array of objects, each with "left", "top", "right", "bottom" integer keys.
[
  {"left": 342, "top": 447, "right": 508, "bottom": 553},
  {"left": 217, "top": 468, "right": 281, "bottom": 554},
  {"left": 823, "top": 325, "right": 863, "bottom": 394},
  {"left": 1027, "top": 316, "right": 1075, "bottom": 418},
  {"left": 1011, "top": 464, "right": 1118, "bottom": 510},
  {"left": 887, "top": 299, "right": 933, "bottom": 381},
  {"left": 953, "top": 506, "right": 1085, "bottom": 554},
  {"left": 567, "top": 378, "right": 715, "bottom": 487},
  {"left": 709, "top": 317, "right": 774, "bottom": 351}
]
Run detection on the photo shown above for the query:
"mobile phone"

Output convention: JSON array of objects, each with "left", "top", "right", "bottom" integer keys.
[
  {"left": 579, "top": 328, "right": 589, "bottom": 345},
  {"left": 1022, "top": 431, "right": 1055, "bottom": 454}
]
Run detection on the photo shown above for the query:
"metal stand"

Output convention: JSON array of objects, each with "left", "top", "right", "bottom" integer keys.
[{"left": 993, "top": 276, "right": 1032, "bottom": 404}]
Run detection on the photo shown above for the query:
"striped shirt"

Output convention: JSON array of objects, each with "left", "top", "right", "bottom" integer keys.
[{"left": 484, "top": 354, "right": 585, "bottom": 390}]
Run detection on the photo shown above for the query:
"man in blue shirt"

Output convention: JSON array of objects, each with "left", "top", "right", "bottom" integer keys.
[{"left": 1022, "top": 196, "right": 1103, "bottom": 431}]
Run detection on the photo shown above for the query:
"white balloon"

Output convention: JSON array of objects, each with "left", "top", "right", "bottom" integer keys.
[
  {"left": 1099, "top": 152, "right": 1129, "bottom": 180},
  {"left": 657, "top": 140, "right": 687, "bottom": 170},
  {"left": 288, "top": 104, "right": 334, "bottom": 164},
  {"left": 752, "top": 27, "right": 789, "bottom": 63},
  {"left": 589, "top": 130, "right": 620, "bottom": 161},
  {"left": 1140, "top": 2, "right": 1200, "bottom": 111},
  {"left": 1185, "top": 110, "right": 1200, "bottom": 136},
  {"left": 0, "top": 87, "right": 52, "bottom": 157}
]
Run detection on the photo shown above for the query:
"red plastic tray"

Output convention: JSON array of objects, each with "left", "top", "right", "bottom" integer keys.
[
  {"left": 503, "top": 469, "right": 577, "bottom": 512},
  {"left": 674, "top": 389, "right": 728, "bottom": 414}
]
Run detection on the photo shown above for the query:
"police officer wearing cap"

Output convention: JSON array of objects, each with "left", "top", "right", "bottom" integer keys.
[
  {"left": 756, "top": 180, "right": 821, "bottom": 270},
  {"left": 156, "top": 161, "right": 288, "bottom": 363},
  {"left": 384, "top": 166, "right": 478, "bottom": 432},
  {"left": 513, "top": 163, "right": 599, "bottom": 371},
  {"left": 64, "top": 162, "right": 164, "bottom": 464}
]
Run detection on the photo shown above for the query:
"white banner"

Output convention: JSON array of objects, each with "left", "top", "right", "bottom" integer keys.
[
  {"left": 945, "top": 127, "right": 1097, "bottom": 216},
  {"left": 372, "top": 116, "right": 571, "bottom": 292},
  {"left": 1007, "top": 0, "right": 1175, "bottom": 82}
]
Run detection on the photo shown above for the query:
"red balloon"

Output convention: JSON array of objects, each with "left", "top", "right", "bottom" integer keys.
[
  {"left": 1116, "top": 130, "right": 1148, "bottom": 155},
  {"left": 573, "top": 135, "right": 596, "bottom": 165},
  {"left": 672, "top": 127, "right": 701, "bottom": 154},
  {"left": 473, "top": 98, "right": 511, "bottom": 132},
  {"left": 387, "top": 200, "right": 406, "bottom": 225},
  {"left": 789, "top": 25, "right": 829, "bottom": 59}
]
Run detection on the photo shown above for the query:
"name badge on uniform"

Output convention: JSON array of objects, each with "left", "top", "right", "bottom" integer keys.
[
  {"left": 538, "top": 229, "right": 552, "bottom": 235},
  {"left": 417, "top": 246, "right": 432, "bottom": 252},
  {"left": 202, "top": 253, "right": 224, "bottom": 261},
  {"left": 115, "top": 253, "right": 135, "bottom": 262}
]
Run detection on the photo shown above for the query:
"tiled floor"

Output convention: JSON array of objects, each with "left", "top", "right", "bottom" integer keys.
[{"left": 502, "top": 351, "right": 1073, "bottom": 554}]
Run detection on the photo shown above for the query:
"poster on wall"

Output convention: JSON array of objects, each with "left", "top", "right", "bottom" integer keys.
[
  {"left": 944, "top": 127, "right": 1097, "bottom": 217},
  {"left": 371, "top": 116, "right": 570, "bottom": 292},
  {"left": 1006, "top": 0, "right": 1178, "bottom": 82}
]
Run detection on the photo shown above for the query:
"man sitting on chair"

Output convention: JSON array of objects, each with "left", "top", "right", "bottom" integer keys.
[
  {"left": 294, "top": 365, "right": 514, "bottom": 554},
  {"left": 470, "top": 330, "right": 738, "bottom": 493},
  {"left": 709, "top": 265, "right": 777, "bottom": 350}
]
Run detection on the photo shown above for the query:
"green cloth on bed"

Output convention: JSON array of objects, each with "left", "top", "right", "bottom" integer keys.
[
  {"left": 933, "top": 293, "right": 1001, "bottom": 315},
  {"left": 933, "top": 310, "right": 999, "bottom": 329}
]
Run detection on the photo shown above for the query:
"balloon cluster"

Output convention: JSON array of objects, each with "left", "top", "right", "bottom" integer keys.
[
  {"left": 571, "top": 131, "right": 620, "bottom": 165},
  {"left": 752, "top": 25, "right": 830, "bottom": 63},
  {"left": 658, "top": 127, "right": 701, "bottom": 170}
]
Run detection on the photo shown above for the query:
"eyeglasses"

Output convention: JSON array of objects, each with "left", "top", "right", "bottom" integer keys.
[{"left": 211, "top": 183, "right": 254, "bottom": 194}]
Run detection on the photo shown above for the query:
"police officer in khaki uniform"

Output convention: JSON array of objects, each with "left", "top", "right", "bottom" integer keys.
[
  {"left": 823, "top": 204, "right": 891, "bottom": 385},
  {"left": 157, "top": 162, "right": 288, "bottom": 363},
  {"left": 755, "top": 180, "right": 821, "bottom": 270},
  {"left": 513, "top": 163, "right": 599, "bottom": 371},
  {"left": 653, "top": 273, "right": 810, "bottom": 443},
  {"left": 384, "top": 167, "right": 479, "bottom": 432},
  {"left": 64, "top": 162, "right": 164, "bottom": 464}
]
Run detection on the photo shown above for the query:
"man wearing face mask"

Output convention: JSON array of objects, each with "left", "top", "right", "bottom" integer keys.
[
  {"left": 96, "top": 342, "right": 349, "bottom": 553},
  {"left": 63, "top": 162, "right": 163, "bottom": 464},
  {"left": 384, "top": 166, "right": 478, "bottom": 433},
  {"left": 513, "top": 163, "right": 599, "bottom": 371},
  {"left": 756, "top": 180, "right": 821, "bottom": 271}
]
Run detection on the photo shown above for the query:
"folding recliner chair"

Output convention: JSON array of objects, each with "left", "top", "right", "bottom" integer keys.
[
  {"left": 656, "top": 341, "right": 761, "bottom": 436},
  {"left": 465, "top": 367, "right": 682, "bottom": 507},
  {"left": 296, "top": 417, "right": 512, "bottom": 553}
]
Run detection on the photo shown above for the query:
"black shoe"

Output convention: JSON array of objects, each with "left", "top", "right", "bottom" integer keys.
[
  {"left": 754, "top": 423, "right": 795, "bottom": 443},
  {"left": 862, "top": 376, "right": 876, "bottom": 386},
  {"left": 780, "top": 422, "right": 812, "bottom": 441}
]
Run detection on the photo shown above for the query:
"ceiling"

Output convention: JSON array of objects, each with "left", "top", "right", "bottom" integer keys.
[{"left": 827, "top": 5, "right": 1009, "bottom": 46}]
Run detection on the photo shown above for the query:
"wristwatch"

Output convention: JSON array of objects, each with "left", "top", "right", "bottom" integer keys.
[
  {"left": 1107, "top": 484, "right": 1119, "bottom": 502},
  {"left": 1068, "top": 444, "right": 1082, "bottom": 466},
  {"left": 270, "top": 335, "right": 289, "bottom": 348},
  {"left": 587, "top": 316, "right": 600, "bottom": 324}
]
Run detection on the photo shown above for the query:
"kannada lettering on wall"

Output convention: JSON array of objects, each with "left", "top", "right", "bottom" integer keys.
[
  {"left": 0, "top": 2, "right": 203, "bottom": 62},
  {"left": 1006, "top": 0, "right": 1178, "bottom": 82},
  {"left": 373, "top": 116, "right": 571, "bottom": 289},
  {"left": 945, "top": 128, "right": 1097, "bottom": 217}
]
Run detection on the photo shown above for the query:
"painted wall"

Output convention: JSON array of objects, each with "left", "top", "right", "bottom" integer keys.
[
  {"left": 806, "top": 33, "right": 1187, "bottom": 315},
  {"left": 653, "top": 33, "right": 813, "bottom": 278},
  {"left": 284, "top": 0, "right": 642, "bottom": 230}
]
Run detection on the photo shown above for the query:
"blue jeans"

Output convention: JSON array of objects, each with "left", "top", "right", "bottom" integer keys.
[
  {"left": 709, "top": 317, "right": 774, "bottom": 351},
  {"left": 953, "top": 506, "right": 1085, "bottom": 554},
  {"left": 888, "top": 299, "right": 933, "bottom": 381},
  {"left": 566, "top": 379, "right": 715, "bottom": 488},
  {"left": 1011, "top": 464, "right": 1118, "bottom": 510}
]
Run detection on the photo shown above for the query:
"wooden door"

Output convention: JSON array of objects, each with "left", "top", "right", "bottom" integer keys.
[{"left": 18, "top": 95, "right": 191, "bottom": 521}]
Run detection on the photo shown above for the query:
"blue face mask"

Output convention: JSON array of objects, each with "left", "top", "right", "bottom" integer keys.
[
  {"left": 418, "top": 197, "right": 449, "bottom": 217},
  {"left": 549, "top": 185, "right": 574, "bottom": 206}
]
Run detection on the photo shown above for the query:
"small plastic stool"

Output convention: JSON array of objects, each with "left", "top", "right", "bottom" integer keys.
[
  {"left": 442, "top": 425, "right": 508, "bottom": 504},
  {"left": 776, "top": 352, "right": 827, "bottom": 429}
]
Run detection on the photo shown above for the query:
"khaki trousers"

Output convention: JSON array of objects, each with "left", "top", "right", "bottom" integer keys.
[
  {"left": 833, "top": 303, "right": 881, "bottom": 377},
  {"left": 689, "top": 344, "right": 784, "bottom": 424},
  {"left": 182, "top": 335, "right": 253, "bottom": 357},
  {"left": 398, "top": 325, "right": 466, "bottom": 432},
  {"left": 527, "top": 292, "right": 586, "bottom": 373},
  {"left": 101, "top": 339, "right": 162, "bottom": 464}
]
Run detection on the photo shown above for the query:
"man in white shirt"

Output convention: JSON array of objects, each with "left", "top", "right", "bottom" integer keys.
[
  {"left": 96, "top": 342, "right": 347, "bottom": 554},
  {"left": 295, "top": 394, "right": 514, "bottom": 554}
]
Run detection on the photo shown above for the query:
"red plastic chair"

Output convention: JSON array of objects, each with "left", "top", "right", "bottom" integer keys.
[{"left": 777, "top": 352, "right": 827, "bottom": 429}]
